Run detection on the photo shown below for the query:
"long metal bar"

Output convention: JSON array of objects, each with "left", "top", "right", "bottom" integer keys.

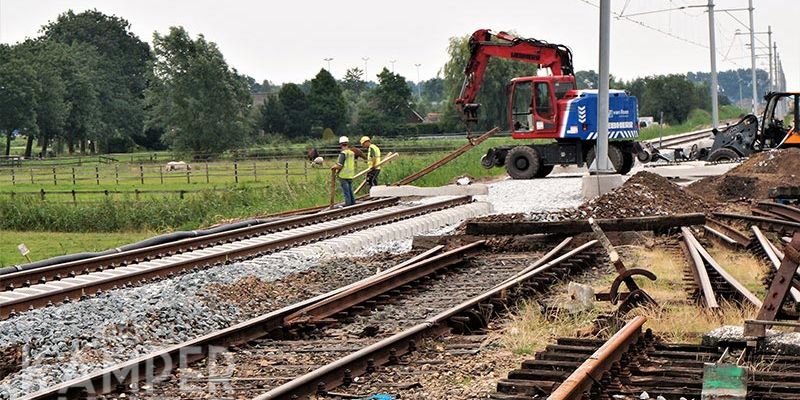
[
  {"left": 466, "top": 213, "right": 705, "bottom": 236},
  {"left": 748, "top": 0, "right": 758, "bottom": 114},
  {"left": 756, "top": 201, "right": 800, "bottom": 223},
  {"left": 707, "top": 0, "right": 719, "bottom": 128},
  {"left": 593, "top": 0, "right": 613, "bottom": 173},
  {"left": 706, "top": 217, "right": 752, "bottom": 247},
  {"left": 681, "top": 227, "right": 719, "bottom": 308},
  {"left": 547, "top": 316, "right": 647, "bottom": 400},
  {"left": 713, "top": 212, "right": 800, "bottom": 235},
  {"left": 745, "top": 231, "right": 800, "bottom": 337},
  {"left": 394, "top": 127, "right": 499, "bottom": 185}
]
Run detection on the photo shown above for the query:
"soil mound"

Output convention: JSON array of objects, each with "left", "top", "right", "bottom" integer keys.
[
  {"left": 687, "top": 148, "right": 800, "bottom": 202},
  {"left": 579, "top": 171, "right": 709, "bottom": 218}
]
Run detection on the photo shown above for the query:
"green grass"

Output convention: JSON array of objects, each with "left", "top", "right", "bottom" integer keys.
[
  {"left": 637, "top": 105, "right": 746, "bottom": 141},
  {"left": 0, "top": 230, "right": 153, "bottom": 266}
]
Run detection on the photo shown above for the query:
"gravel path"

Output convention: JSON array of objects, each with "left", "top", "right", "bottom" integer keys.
[{"left": 475, "top": 174, "right": 583, "bottom": 215}]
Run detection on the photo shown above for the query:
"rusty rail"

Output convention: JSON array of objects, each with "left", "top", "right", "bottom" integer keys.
[
  {"left": 394, "top": 127, "right": 499, "bottom": 185},
  {"left": 751, "top": 226, "right": 800, "bottom": 302},
  {"left": 547, "top": 316, "right": 647, "bottom": 400},
  {"left": 706, "top": 217, "right": 752, "bottom": 248},
  {"left": 714, "top": 212, "right": 800, "bottom": 235},
  {"left": 253, "top": 240, "right": 600, "bottom": 400},
  {"left": 755, "top": 201, "right": 800, "bottom": 223}
]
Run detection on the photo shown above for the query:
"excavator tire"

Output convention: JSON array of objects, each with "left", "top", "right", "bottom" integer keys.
[
  {"left": 586, "top": 145, "right": 624, "bottom": 174},
  {"left": 505, "top": 146, "right": 540, "bottom": 179},
  {"left": 619, "top": 152, "right": 634, "bottom": 175},
  {"left": 707, "top": 147, "right": 740, "bottom": 162},
  {"left": 534, "top": 164, "right": 555, "bottom": 178}
]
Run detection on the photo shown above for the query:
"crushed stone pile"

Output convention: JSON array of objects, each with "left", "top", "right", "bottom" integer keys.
[
  {"left": 688, "top": 148, "right": 800, "bottom": 202},
  {"left": 578, "top": 171, "right": 709, "bottom": 218}
]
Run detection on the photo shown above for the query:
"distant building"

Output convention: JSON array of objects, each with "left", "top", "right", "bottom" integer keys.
[{"left": 424, "top": 112, "right": 442, "bottom": 123}]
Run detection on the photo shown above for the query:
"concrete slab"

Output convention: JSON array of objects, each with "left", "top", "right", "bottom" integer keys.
[
  {"left": 369, "top": 184, "right": 488, "bottom": 197},
  {"left": 581, "top": 174, "right": 623, "bottom": 200}
]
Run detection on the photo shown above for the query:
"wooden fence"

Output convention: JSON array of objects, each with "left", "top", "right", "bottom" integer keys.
[
  {"left": 0, "top": 160, "right": 312, "bottom": 186},
  {"left": 7, "top": 188, "right": 246, "bottom": 204}
]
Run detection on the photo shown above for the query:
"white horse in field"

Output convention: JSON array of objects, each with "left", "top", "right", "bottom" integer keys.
[{"left": 165, "top": 161, "right": 192, "bottom": 171}]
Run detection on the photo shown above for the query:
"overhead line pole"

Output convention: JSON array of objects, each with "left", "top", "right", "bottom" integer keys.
[
  {"left": 707, "top": 0, "right": 719, "bottom": 129},
  {"left": 595, "top": 0, "right": 613, "bottom": 173},
  {"left": 767, "top": 25, "right": 773, "bottom": 92},
  {"left": 748, "top": 0, "right": 758, "bottom": 114}
]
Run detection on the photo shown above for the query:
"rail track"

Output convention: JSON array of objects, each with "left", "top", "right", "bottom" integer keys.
[
  {"left": 21, "top": 237, "right": 603, "bottom": 400},
  {"left": 0, "top": 196, "right": 474, "bottom": 319},
  {"left": 493, "top": 316, "right": 800, "bottom": 400},
  {"left": 680, "top": 227, "right": 762, "bottom": 309},
  {"left": 646, "top": 126, "right": 714, "bottom": 150}
]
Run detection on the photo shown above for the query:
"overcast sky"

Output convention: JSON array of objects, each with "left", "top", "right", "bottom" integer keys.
[{"left": 1, "top": 0, "right": 797, "bottom": 91}]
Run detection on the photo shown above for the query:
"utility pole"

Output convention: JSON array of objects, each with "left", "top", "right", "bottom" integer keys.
[
  {"left": 767, "top": 26, "right": 773, "bottom": 92},
  {"left": 390, "top": 59, "right": 397, "bottom": 73},
  {"left": 595, "top": 0, "right": 613, "bottom": 173},
  {"left": 414, "top": 63, "right": 422, "bottom": 98},
  {"left": 323, "top": 57, "right": 333, "bottom": 73},
  {"left": 707, "top": 0, "right": 719, "bottom": 128},
  {"left": 362, "top": 57, "right": 369, "bottom": 82},
  {"left": 748, "top": 0, "right": 758, "bottom": 114}
]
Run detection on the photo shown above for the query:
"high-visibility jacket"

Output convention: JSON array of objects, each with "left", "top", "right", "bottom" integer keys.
[
  {"left": 367, "top": 144, "right": 382, "bottom": 170},
  {"left": 338, "top": 149, "right": 356, "bottom": 179}
]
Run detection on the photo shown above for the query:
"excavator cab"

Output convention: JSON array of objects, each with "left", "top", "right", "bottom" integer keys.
[
  {"left": 762, "top": 92, "right": 800, "bottom": 148},
  {"left": 509, "top": 76, "right": 574, "bottom": 138}
]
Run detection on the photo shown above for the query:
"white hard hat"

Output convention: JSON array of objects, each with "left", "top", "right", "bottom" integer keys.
[{"left": 339, "top": 136, "right": 349, "bottom": 144}]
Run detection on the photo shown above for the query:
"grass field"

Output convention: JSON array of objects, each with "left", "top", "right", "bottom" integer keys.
[
  {"left": 637, "top": 105, "right": 745, "bottom": 141},
  {"left": 0, "top": 230, "right": 154, "bottom": 266}
]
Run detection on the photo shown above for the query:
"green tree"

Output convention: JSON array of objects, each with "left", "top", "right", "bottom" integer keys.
[
  {"left": 279, "top": 83, "right": 310, "bottom": 138},
  {"left": 43, "top": 9, "right": 151, "bottom": 153},
  {"left": 342, "top": 67, "right": 366, "bottom": 95},
  {"left": 146, "top": 26, "right": 252, "bottom": 156},
  {"left": 259, "top": 94, "right": 286, "bottom": 133},
  {"left": 308, "top": 69, "right": 347, "bottom": 134},
  {"left": 639, "top": 74, "right": 697, "bottom": 124},
  {"left": 441, "top": 35, "right": 537, "bottom": 131},
  {"left": 374, "top": 67, "right": 412, "bottom": 125},
  {"left": 0, "top": 46, "right": 39, "bottom": 156}
]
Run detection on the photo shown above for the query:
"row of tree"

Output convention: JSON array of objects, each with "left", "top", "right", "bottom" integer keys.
[{"left": 2, "top": 10, "right": 757, "bottom": 157}]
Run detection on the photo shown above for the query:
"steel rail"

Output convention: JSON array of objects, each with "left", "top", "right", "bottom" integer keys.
[
  {"left": 284, "top": 241, "right": 486, "bottom": 325},
  {"left": 751, "top": 226, "right": 800, "bottom": 302},
  {"left": 19, "top": 240, "right": 482, "bottom": 400},
  {"left": 254, "top": 240, "right": 600, "bottom": 400},
  {"left": 683, "top": 227, "right": 762, "bottom": 308},
  {"left": 0, "top": 196, "right": 472, "bottom": 319},
  {"left": 647, "top": 127, "right": 714, "bottom": 149},
  {"left": 755, "top": 201, "right": 800, "bottom": 223},
  {"left": 714, "top": 212, "right": 800, "bottom": 235},
  {"left": 706, "top": 217, "right": 752, "bottom": 248},
  {"left": 546, "top": 316, "right": 646, "bottom": 400},
  {"left": 1, "top": 197, "right": 400, "bottom": 291},
  {"left": 681, "top": 227, "right": 719, "bottom": 308}
]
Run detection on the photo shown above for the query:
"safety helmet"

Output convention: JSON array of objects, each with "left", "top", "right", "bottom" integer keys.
[
  {"left": 360, "top": 136, "right": 371, "bottom": 145},
  {"left": 338, "top": 136, "right": 349, "bottom": 144}
]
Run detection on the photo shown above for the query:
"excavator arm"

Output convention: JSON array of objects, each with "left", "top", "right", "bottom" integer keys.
[{"left": 455, "top": 29, "right": 575, "bottom": 124}]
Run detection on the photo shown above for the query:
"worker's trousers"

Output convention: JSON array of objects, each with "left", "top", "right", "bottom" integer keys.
[
  {"left": 366, "top": 169, "right": 381, "bottom": 188},
  {"left": 340, "top": 178, "right": 355, "bottom": 206}
]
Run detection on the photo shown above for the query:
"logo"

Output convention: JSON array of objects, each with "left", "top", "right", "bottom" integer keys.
[{"left": 577, "top": 106, "right": 587, "bottom": 123}]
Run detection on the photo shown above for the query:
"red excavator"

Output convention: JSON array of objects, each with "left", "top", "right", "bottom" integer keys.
[{"left": 455, "top": 29, "right": 648, "bottom": 179}]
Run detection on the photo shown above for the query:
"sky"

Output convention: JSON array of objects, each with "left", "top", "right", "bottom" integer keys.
[{"left": 1, "top": 0, "right": 797, "bottom": 91}]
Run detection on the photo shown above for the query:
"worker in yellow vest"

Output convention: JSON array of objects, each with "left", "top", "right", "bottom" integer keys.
[
  {"left": 331, "top": 136, "right": 356, "bottom": 206},
  {"left": 360, "top": 136, "right": 381, "bottom": 189}
]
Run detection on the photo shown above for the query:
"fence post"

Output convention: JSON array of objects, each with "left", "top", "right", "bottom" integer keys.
[
  {"left": 205, "top": 162, "right": 209, "bottom": 183},
  {"left": 135, "top": 188, "right": 140, "bottom": 201},
  {"left": 253, "top": 160, "right": 257, "bottom": 182},
  {"left": 11, "top": 168, "right": 15, "bottom": 185},
  {"left": 115, "top": 165, "right": 119, "bottom": 185},
  {"left": 139, "top": 163, "right": 144, "bottom": 184},
  {"left": 71, "top": 189, "right": 77, "bottom": 205},
  {"left": 186, "top": 169, "right": 190, "bottom": 184},
  {"left": 10, "top": 191, "right": 15, "bottom": 200},
  {"left": 96, "top": 166, "right": 100, "bottom": 185},
  {"left": 179, "top": 190, "right": 185, "bottom": 199},
  {"left": 72, "top": 167, "right": 76, "bottom": 185},
  {"left": 285, "top": 162, "right": 289, "bottom": 183},
  {"left": 52, "top": 167, "right": 57, "bottom": 185},
  {"left": 159, "top": 166, "right": 164, "bottom": 184},
  {"left": 304, "top": 161, "right": 308, "bottom": 181},
  {"left": 30, "top": 167, "right": 34, "bottom": 184},
  {"left": 104, "top": 189, "right": 109, "bottom": 198},
  {"left": 40, "top": 188, "right": 45, "bottom": 200},
  {"left": 234, "top": 161, "right": 239, "bottom": 183}
]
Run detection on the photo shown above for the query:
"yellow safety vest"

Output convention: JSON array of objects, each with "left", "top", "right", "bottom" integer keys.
[
  {"left": 368, "top": 144, "right": 382, "bottom": 170},
  {"left": 339, "top": 149, "right": 355, "bottom": 179}
]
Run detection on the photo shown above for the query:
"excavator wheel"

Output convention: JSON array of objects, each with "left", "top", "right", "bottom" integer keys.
[
  {"left": 586, "top": 145, "right": 624, "bottom": 174},
  {"left": 707, "top": 147, "right": 740, "bottom": 162},
  {"left": 534, "top": 164, "right": 555, "bottom": 178},
  {"left": 505, "top": 146, "right": 540, "bottom": 179},
  {"left": 619, "top": 152, "right": 634, "bottom": 175}
]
